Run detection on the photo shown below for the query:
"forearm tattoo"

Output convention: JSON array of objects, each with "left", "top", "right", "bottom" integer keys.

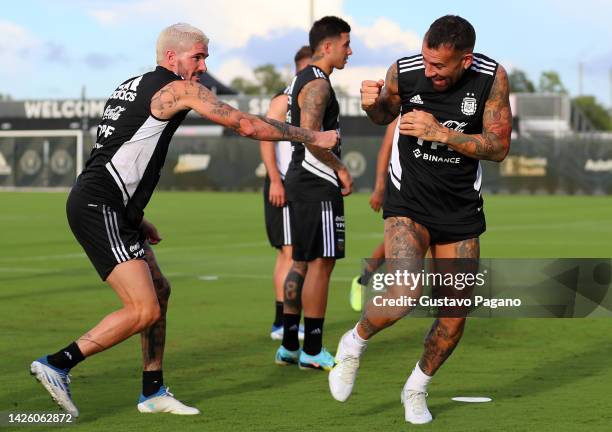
[
  {"left": 256, "top": 115, "right": 317, "bottom": 144},
  {"left": 366, "top": 63, "right": 401, "bottom": 125}
]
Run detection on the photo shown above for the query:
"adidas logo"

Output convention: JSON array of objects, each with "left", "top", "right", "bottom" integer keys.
[
  {"left": 409, "top": 94, "right": 423, "bottom": 104},
  {"left": 64, "top": 351, "right": 72, "bottom": 360},
  {"left": 310, "top": 328, "right": 322, "bottom": 335}
]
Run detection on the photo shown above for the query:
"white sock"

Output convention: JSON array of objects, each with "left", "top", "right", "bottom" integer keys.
[
  {"left": 404, "top": 362, "right": 432, "bottom": 393},
  {"left": 340, "top": 325, "right": 367, "bottom": 357},
  {"left": 351, "top": 324, "right": 368, "bottom": 346}
]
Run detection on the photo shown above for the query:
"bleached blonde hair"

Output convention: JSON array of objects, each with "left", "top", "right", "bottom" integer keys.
[{"left": 156, "top": 23, "right": 209, "bottom": 63}]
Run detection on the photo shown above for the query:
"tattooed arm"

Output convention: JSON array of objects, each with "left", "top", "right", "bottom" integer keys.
[
  {"left": 299, "top": 79, "right": 344, "bottom": 170},
  {"left": 298, "top": 79, "right": 353, "bottom": 195},
  {"left": 150, "top": 80, "right": 337, "bottom": 149},
  {"left": 260, "top": 94, "right": 288, "bottom": 207},
  {"left": 399, "top": 66, "right": 512, "bottom": 162},
  {"left": 361, "top": 62, "right": 402, "bottom": 125}
]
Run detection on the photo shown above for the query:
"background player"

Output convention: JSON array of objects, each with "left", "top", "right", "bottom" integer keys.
[
  {"left": 274, "top": 16, "right": 353, "bottom": 371},
  {"left": 349, "top": 117, "right": 397, "bottom": 311},
  {"left": 329, "top": 15, "right": 511, "bottom": 424},
  {"left": 260, "top": 46, "right": 312, "bottom": 341},
  {"left": 30, "top": 22, "right": 338, "bottom": 417}
]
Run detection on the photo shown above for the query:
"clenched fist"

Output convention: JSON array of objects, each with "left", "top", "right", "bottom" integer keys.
[{"left": 361, "top": 79, "right": 384, "bottom": 111}]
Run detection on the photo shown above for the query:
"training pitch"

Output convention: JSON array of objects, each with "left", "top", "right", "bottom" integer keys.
[{"left": 1, "top": 192, "right": 611, "bottom": 431}]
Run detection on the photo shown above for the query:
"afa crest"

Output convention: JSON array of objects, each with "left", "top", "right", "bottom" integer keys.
[{"left": 461, "top": 92, "right": 477, "bottom": 116}]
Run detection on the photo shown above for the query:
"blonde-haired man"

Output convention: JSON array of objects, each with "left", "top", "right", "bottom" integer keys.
[{"left": 30, "top": 23, "right": 337, "bottom": 418}]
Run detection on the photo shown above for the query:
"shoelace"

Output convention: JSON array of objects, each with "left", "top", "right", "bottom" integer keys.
[
  {"left": 405, "top": 391, "right": 428, "bottom": 414},
  {"left": 339, "top": 356, "right": 359, "bottom": 384},
  {"left": 163, "top": 387, "right": 174, "bottom": 398}
]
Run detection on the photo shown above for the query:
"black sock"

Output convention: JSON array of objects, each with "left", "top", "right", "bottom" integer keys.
[
  {"left": 302, "top": 317, "right": 324, "bottom": 355},
  {"left": 281, "top": 313, "right": 301, "bottom": 351},
  {"left": 142, "top": 370, "right": 164, "bottom": 397},
  {"left": 273, "top": 301, "right": 283, "bottom": 327},
  {"left": 359, "top": 269, "right": 374, "bottom": 286},
  {"left": 46, "top": 342, "right": 85, "bottom": 370}
]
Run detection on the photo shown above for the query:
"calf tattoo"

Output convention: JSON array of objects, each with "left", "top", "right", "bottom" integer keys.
[
  {"left": 284, "top": 262, "right": 306, "bottom": 313},
  {"left": 141, "top": 245, "right": 170, "bottom": 368},
  {"left": 419, "top": 318, "right": 466, "bottom": 375}
]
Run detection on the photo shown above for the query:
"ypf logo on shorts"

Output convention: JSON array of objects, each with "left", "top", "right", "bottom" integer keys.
[{"left": 129, "top": 242, "right": 144, "bottom": 258}]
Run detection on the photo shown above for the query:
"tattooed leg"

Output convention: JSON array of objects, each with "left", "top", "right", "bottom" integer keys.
[
  {"left": 419, "top": 318, "right": 466, "bottom": 375},
  {"left": 356, "top": 217, "right": 430, "bottom": 339},
  {"left": 75, "top": 259, "right": 160, "bottom": 357},
  {"left": 283, "top": 261, "right": 307, "bottom": 315},
  {"left": 141, "top": 243, "right": 170, "bottom": 371},
  {"left": 418, "top": 237, "right": 479, "bottom": 375}
]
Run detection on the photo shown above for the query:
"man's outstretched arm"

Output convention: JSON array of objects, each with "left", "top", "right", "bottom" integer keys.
[{"left": 150, "top": 80, "right": 337, "bottom": 149}]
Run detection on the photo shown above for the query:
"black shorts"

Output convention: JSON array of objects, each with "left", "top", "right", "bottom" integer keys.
[
  {"left": 66, "top": 188, "right": 145, "bottom": 281},
  {"left": 383, "top": 184, "right": 485, "bottom": 244},
  {"left": 383, "top": 205, "right": 485, "bottom": 244},
  {"left": 263, "top": 177, "right": 292, "bottom": 248},
  {"left": 289, "top": 200, "right": 345, "bottom": 261}
]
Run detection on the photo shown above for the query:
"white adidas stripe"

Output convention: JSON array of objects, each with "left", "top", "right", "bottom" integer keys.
[
  {"left": 399, "top": 65, "right": 425, "bottom": 73},
  {"left": 110, "top": 210, "right": 130, "bottom": 260},
  {"left": 472, "top": 59, "right": 496, "bottom": 71},
  {"left": 470, "top": 66, "right": 495, "bottom": 76},
  {"left": 399, "top": 56, "right": 422, "bottom": 63},
  {"left": 326, "top": 202, "right": 335, "bottom": 256},
  {"left": 473, "top": 56, "right": 496, "bottom": 67},
  {"left": 102, "top": 205, "right": 124, "bottom": 263},
  {"left": 283, "top": 206, "right": 291, "bottom": 245},
  {"left": 399, "top": 58, "right": 423, "bottom": 66},
  {"left": 312, "top": 67, "right": 326, "bottom": 79},
  {"left": 321, "top": 202, "right": 328, "bottom": 256},
  {"left": 321, "top": 201, "right": 336, "bottom": 257}
]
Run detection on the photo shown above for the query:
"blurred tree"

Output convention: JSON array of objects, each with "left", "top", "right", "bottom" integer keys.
[
  {"left": 0, "top": 93, "right": 12, "bottom": 101},
  {"left": 539, "top": 70, "right": 566, "bottom": 93},
  {"left": 229, "top": 77, "right": 260, "bottom": 95},
  {"left": 230, "top": 64, "right": 286, "bottom": 95},
  {"left": 508, "top": 69, "right": 535, "bottom": 93},
  {"left": 572, "top": 96, "right": 612, "bottom": 130}
]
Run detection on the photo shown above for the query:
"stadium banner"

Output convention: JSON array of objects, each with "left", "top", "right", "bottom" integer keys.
[{"left": 359, "top": 258, "right": 612, "bottom": 318}]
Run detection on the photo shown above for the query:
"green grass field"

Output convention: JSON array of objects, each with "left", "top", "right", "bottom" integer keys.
[{"left": 1, "top": 192, "right": 611, "bottom": 431}]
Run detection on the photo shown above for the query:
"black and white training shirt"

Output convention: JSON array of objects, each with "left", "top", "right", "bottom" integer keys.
[
  {"left": 284, "top": 65, "right": 342, "bottom": 202},
  {"left": 386, "top": 52, "right": 498, "bottom": 225},
  {"left": 75, "top": 66, "right": 189, "bottom": 225}
]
